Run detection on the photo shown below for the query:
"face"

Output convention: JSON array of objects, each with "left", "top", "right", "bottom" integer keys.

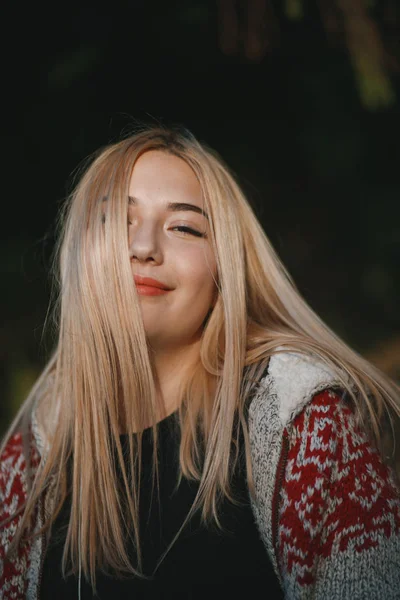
[{"left": 127, "top": 150, "right": 217, "bottom": 350}]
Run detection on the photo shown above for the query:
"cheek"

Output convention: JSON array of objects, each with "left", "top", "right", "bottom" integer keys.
[{"left": 179, "top": 250, "right": 216, "bottom": 295}]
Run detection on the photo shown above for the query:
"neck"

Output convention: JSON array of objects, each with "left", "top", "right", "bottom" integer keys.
[
  {"left": 118, "top": 340, "right": 202, "bottom": 435},
  {"left": 152, "top": 339, "right": 201, "bottom": 417}
]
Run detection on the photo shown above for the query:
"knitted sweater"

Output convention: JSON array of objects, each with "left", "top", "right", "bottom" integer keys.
[{"left": 1, "top": 351, "right": 400, "bottom": 599}]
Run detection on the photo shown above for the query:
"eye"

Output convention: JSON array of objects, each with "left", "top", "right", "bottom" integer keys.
[{"left": 172, "top": 225, "right": 206, "bottom": 238}]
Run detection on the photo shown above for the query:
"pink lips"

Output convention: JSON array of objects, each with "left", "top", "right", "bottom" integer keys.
[{"left": 133, "top": 274, "right": 171, "bottom": 296}]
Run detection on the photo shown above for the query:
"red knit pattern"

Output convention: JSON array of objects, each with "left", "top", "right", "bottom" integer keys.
[
  {"left": 0, "top": 431, "right": 40, "bottom": 598},
  {"left": 278, "top": 389, "right": 400, "bottom": 586}
]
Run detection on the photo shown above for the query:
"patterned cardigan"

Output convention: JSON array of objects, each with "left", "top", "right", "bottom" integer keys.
[{"left": 1, "top": 351, "right": 400, "bottom": 599}]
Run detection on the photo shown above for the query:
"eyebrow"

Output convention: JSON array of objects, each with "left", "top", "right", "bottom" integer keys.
[{"left": 128, "top": 195, "right": 209, "bottom": 220}]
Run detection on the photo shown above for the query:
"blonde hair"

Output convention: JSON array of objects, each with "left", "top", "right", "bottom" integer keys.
[{"left": 2, "top": 123, "right": 400, "bottom": 592}]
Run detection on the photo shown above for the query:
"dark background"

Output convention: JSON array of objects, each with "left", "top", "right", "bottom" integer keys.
[{"left": 2, "top": 0, "right": 400, "bottom": 434}]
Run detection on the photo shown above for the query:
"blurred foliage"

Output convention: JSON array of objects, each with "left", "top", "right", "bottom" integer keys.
[
  {"left": 217, "top": 0, "right": 399, "bottom": 109},
  {"left": 285, "top": 0, "right": 304, "bottom": 20},
  {"left": 8, "top": 363, "right": 40, "bottom": 419}
]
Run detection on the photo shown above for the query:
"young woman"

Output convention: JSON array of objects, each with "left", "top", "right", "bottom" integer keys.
[{"left": 1, "top": 125, "right": 399, "bottom": 600}]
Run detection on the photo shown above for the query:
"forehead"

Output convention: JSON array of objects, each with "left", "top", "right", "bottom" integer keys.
[{"left": 129, "top": 150, "right": 202, "bottom": 205}]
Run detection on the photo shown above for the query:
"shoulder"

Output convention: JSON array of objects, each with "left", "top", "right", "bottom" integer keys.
[
  {"left": 278, "top": 388, "right": 400, "bottom": 597},
  {"left": 0, "top": 431, "right": 25, "bottom": 498},
  {"left": 286, "top": 387, "right": 400, "bottom": 498},
  {"left": 0, "top": 429, "right": 40, "bottom": 517},
  {"left": 246, "top": 351, "right": 348, "bottom": 582},
  {"left": 0, "top": 430, "right": 39, "bottom": 597},
  {"left": 248, "top": 350, "right": 348, "bottom": 433},
  {"left": 287, "top": 387, "right": 400, "bottom": 502}
]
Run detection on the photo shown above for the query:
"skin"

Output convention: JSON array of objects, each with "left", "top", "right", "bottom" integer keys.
[{"left": 128, "top": 150, "right": 217, "bottom": 416}]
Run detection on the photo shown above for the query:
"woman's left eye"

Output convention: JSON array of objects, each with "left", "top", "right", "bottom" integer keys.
[
  {"left": 172, "top": 226, "right": 205, "bottom": 238},
  {"left": 126, "top": 220, "right": 205, "bottom": 238}
]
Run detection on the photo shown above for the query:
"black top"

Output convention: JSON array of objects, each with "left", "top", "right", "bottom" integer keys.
[{"left": 40, "top": 411, "right": 283, "bottom": 599}]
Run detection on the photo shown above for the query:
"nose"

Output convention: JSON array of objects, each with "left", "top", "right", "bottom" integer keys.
[{"left": 128, "top": 221, "right": 163, "bottom": 264}]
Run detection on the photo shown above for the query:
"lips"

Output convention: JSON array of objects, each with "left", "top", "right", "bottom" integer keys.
[
  {"left": 133, "top": 274, "right": 171, "bottom": 290},
  {"left": 134, "top": 274, "right": 172, "bottom": 297}
]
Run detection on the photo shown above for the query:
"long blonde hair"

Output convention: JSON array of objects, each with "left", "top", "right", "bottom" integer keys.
[{"left": 2, "top": 123, "right": 400, "bottom": 591}]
